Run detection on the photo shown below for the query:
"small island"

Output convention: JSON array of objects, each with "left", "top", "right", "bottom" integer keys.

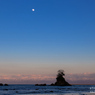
[
  {"left": 35, "top": 69, "right": 71, "bottom": 86},
  {"left": 51, "top": 70, "right": 71, "bottom": 86}
]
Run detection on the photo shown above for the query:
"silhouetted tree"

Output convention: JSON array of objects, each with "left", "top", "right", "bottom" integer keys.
[{"left": 57, "top": 69, "right": 65, "bottom": 78}]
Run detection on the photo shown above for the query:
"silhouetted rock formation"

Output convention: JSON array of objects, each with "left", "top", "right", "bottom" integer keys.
[
  {"left": 55, "top": 76, "right": 71, "bottom": 86},
  {"left": 4, "top": 84, "right": 8, "bottom": 86},
  {"left": 51, "top": 70, "right": 71, "bottom": 86},
  {"left": 0, "top": 83, "right": 3, "bottom": 86},
  {"left": 35, "top": 84, "right": 46, "bottom": 86},
  {"left": 0, "top": 83, "right": 8, "bottom": 86}
]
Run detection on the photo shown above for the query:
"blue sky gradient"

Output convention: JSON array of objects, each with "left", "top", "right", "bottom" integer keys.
[{"left": 0, "top": 0, "right": 95, "bottom": 84}]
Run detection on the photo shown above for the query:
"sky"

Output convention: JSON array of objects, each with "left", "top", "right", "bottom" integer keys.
[{"left": 0, "top": 0, "right": 95, "bottom": 84}]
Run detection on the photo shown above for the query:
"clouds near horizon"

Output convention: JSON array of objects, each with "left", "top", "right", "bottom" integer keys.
[{"left": 0, "top": 73, "right": 95, "bottom": 84}]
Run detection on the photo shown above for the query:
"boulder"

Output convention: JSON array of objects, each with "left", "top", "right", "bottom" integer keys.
[{"left": 0, "top": 83, "right": 3, "bottom": 86}]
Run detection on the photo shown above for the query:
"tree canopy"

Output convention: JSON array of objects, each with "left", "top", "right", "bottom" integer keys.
[{"left": 57, "top": 69, "right": 65, "bottom": 78}]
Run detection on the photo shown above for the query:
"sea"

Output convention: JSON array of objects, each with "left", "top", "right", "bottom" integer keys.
[{"left": 0, "top": 84, "right": 95, "bottom": 95}]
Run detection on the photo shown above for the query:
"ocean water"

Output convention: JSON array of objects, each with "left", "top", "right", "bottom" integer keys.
[{"left": 0, "top": 84, "right": 95, "bottom": 95}]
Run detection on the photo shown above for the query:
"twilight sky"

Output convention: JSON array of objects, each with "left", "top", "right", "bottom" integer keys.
[{"left": 0, "top": 0, "right": 95, "bottom": 84}]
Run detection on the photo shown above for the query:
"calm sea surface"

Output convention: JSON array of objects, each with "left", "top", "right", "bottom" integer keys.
[{"left": 0, "top": 84, "right": 95, "bottom": 95}]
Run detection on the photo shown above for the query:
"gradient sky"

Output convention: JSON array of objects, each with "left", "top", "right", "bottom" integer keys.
[{"left": 0, "top": 0, "right": 95, "bottom": 84}]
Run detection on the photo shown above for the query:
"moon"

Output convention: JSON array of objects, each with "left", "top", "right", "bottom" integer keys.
[{"left": 32, "top": 9, "right": 35, "bottom": 11}]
